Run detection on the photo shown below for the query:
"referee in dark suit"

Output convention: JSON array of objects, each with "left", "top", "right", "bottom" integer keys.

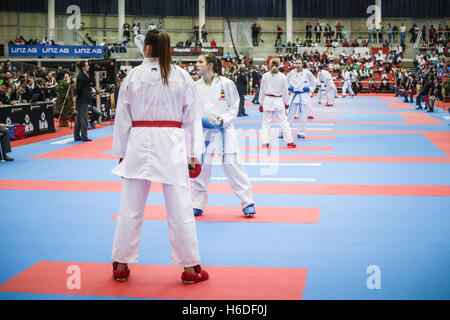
[{"left": 74, "top": 61, "right": 93, "bottom": 141}]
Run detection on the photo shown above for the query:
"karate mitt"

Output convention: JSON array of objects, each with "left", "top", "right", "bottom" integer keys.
[
  {"left": 285, "top": 104, "right": 289, "bottom": 109},
  {"left": 259, "top": 105, "right": 263, "bottom": 112},
  {"left": 288, "top": 85, "right": 294, "bottom": 93},
  {"left": 188, "top": 158, "right": 202, "bottom": 178},
  {"left": 302, "top": 86, "right": 310, "bottom": 93},
  {"left": 119, "top": 158, "right": 123, "bottom": 164}
]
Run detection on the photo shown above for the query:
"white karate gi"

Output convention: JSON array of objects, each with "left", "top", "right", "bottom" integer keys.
[
  {"left": 321, "top": 70, "right": 336, "bottom": 105},
  {"left": 111, "top": 58, "right": 204, "bottom": 267},
  {"left": 259, "top": 71, "right": 294, "bottom": 144},
  {"left": 317, "top": 70, "right": 327, "bottom": 104},
  {"left": 191, "top": 75, "right": 254, "bottom": 211},
  {"left": 341, "top": 70, "right": 354, "bottom": 97},
  {"left": 286, "top": 68, "right": 317, "bottom": 137}
]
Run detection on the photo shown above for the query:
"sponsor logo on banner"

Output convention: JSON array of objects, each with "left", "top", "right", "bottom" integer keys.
[
  {"left": 170, "top": 47, "right": 223, "bottom": 56},
  {"left": 39, "top": 112, "right": 48, "bottom": 131},
  {"left": 8, "top": 45, "right": 105, "bottom": 58}
]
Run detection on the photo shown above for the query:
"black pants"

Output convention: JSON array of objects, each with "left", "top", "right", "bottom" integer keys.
[
  {"left": 253, "top": 87, "right": 260, "bottom": 103},
  {"left": 74, "top": 103, "right": 89, "bottom": 140},
  {"left": 238, "top": 93, "right": 246, "bottom": 115},
  {"left": 0, "top": 126, "right": 12, "bottom": 157}
]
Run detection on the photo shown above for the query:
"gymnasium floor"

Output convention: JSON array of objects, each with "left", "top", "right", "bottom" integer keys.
[{"left": 0, "top": 94, "right": 449, "bottom": 300}]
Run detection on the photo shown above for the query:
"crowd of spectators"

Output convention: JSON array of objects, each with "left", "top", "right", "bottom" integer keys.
[
  {"left": 0, "top": 62, "right": 72, "bottom": 106},
  {"left": 9, "top": 36, "right": 57, "bottom": 46}
]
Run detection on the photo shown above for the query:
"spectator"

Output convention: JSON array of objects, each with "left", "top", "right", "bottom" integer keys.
[
  {"left": 421, "top": 25, "right": 427, "bottom": 42},
  {"left": 133, "top": 23, "right": 140, "bottom": 37},
  {"left": 314, "top": 22, "right": 322, "bottom": 43},
  {"left": 201, "top": 24, "right": 208, "bottom": 43},
  {"left": 335, "top": 22, "right": 342, "bottom": 41},
  {"left": 31, "top": 78, "right": 48, "bottom": 102},
  {"left": 210, "top": 39, "right": 216, "bottom": 47},
  {"left": 410, "top": 24, "right": 418, "bottom": 43},
  {"left": 392, "top": 24, "right": 399, "bottom": 43},
  {"left": 378, "top": 23, "right": 384, "bottom": 43},
  {"left": 0, "top": 83, "right": 11, "bottom": 105},
  {"left": 324, "top": 23, "right": 332, "bottom": 42},
  {"left": 122, "top": 22, "right": 131, "bottom": 40},
  {"left": 157, "top": 20, "right": 163, "bottom": 29},
  {"left": 400, "top": 23, "right": 406, "bottom": 44},
  {"left": 193, "top": 24, "right": 199, "bottom": 42},
  {"left": 148, "top": 22, "right": 156, "bottom": 31},
  {"left": 276, "top": 24, "right": 282, "bottom": 42},
  {"left": 257, "top": 24, "right": 264, "bottom": 44}
]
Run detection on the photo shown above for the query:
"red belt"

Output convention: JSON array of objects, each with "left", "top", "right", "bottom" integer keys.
[
  {"left": 132, "top": 121, "right": 182, "bottom": 128},
  {"left": 267, "top": 94, "right": 281, "bottom": 98}
]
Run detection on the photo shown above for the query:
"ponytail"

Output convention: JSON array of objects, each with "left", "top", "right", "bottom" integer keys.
[
  {"left": 270, "top": 58, "right": 280, "bottom": 74},
  {"left": 144, "top": 29, "right": 173, "bottom": 85}
]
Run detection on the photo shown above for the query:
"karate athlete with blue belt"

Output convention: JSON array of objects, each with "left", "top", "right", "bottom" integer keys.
[
  {"left": 283, "top": 59, "right": 318, "bottom": 140},
  {"left": 191, "top": 53, "right": 256, "bottom": 217}
]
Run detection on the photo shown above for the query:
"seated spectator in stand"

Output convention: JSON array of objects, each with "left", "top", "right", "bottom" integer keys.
[
  {"left": 210, "top": 39, "right": 217, "bottom": 47},
  {"left": 195, "top": 40, "right": 202, "bottom": 47},
  {"left": 31, "top": 78, "right": 48, "bottom": 102},
  {"left": 10, "top": 85, "right": 27, "bottom": 104},
  {"left": 0, "top": 84, "right": 11, "bottom": 105},
  {"left": 383, "top": 39, "right": 389, "bottom": 47},
  {"left": 368, "top": 78, "right": 377, "bottom": 93},
  {"left": 352, "top": 39, "right": 359, "bottom": 47},
  {"left": 185, "top": 39, "right": 192, "bottom": 47},
  {"left": 332, "top": 40, "right": 340, "bottom": 48},
  {"left": 0, "top": 123, "right": 14, "bottom": 161},
  {"left": 342, "top": 39, "right": 350, "bottom": 47}
]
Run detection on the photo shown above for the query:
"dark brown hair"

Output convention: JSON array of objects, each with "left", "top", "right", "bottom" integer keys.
[
  {"left": 144, "top": 29, "right": 173, "bottom": 85},
  {"left": 201, "top": 53, "right": 223, "bottom": 76}
]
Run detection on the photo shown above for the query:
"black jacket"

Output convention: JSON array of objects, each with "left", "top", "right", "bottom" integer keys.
[
  {"left": 236, "top": 72, "right": 247, "bottom": 95},
  {"left": 31, "top": 85, "right": 47, "bottom": 102},
  {"left": 76, "top": 71, "right": 92, "bottom": 104}
]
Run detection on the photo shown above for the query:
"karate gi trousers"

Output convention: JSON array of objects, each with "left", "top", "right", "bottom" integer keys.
[
  {"left": 342, "top": 80, "right": 354, "bottom": 97},
  {"left": 112, "top": 177, "right": 201, "bottom": 267},
  {"left": 261, "top": 109, "right": 294, "bottom": 144}
]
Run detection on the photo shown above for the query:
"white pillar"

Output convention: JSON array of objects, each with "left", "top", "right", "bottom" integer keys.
[
  {"left": 199, "top": 0, "right": 205, "bottom": 30},
  {"left": 118, "top": 0, "right": 125, "bottom": 41},
  {"left": 47, "top": 0, "right": 55, "bottom": 40},
  {"left": 286, "top": 0, "right": 293, "bottom": 43},
  {"left": 375, "top": 0, "right": 382, "bottom": 28}
]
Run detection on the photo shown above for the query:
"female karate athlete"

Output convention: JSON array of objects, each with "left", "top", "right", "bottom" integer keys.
[
  {"left": 110, "top": 29, "right": 209, "bottom": 284},
  {"left": 191, "top": 53, "right": 256, "bottom": 217},
  {"left": 259, "top": 58, "right": 297, "bottom": 148}
]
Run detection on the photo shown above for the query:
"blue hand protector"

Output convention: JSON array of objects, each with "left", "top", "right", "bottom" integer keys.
[
  {"left": 202, "top": 117, "right": 222, "bottom": 129},
  {"left": 288, "top": 85, "right": 294, "bottom": 93}
]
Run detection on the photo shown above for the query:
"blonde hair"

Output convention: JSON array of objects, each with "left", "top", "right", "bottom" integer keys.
[{"left": 270, "top": 58, "right": 280, "bottom": 74}]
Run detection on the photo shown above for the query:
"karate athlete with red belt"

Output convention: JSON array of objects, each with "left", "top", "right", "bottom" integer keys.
[
  {"left": 259, "top": 58, "right": 297, "bottom": 148},
  {"left": 110, "top": 30, "right": 208, "bottom": 284},
  {"left": 191, "top": 53, "right": 256, "bottom": 217}
]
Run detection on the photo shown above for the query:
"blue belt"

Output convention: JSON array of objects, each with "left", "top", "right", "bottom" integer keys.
[
  {"left": 288, "top": 90, "right": 305, "bottom": 114},
  {"left": 201, "top": 117, "right": 225, "bottom": 165}
]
